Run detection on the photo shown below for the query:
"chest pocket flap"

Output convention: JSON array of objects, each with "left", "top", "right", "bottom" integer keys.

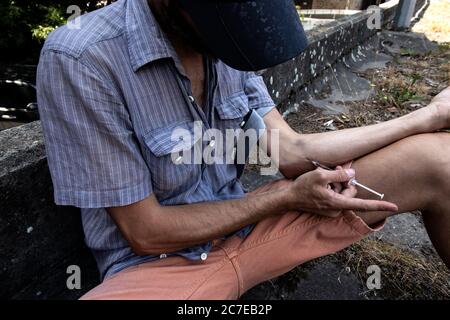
[
  {"left": 143, "top": 120, "right": 203, "bottom": 195},
  {"left": 216, "top": 91, "right": 250, "bottom": 120},
  {"left": 144, "top": 120, "right": 202, "bottom": 157}
]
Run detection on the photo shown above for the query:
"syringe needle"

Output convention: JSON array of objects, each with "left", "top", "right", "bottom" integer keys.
[
  {"left": 350, "top": 179, "right": 385, "bottom": 200},
  {"left": 310, "top": 160, "right": 385, "bottom": 200}
]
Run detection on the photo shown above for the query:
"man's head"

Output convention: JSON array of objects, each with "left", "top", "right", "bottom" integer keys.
[
  {"left": 149, "top": 0, "right": 210, "bottom": 54},
  {"left": 149, "top": 0, "right": 309, "bottom": 71}
]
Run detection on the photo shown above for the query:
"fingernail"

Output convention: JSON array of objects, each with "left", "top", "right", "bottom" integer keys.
[{"left": 345, "top": 169, "right": 355, "bottom": 178}]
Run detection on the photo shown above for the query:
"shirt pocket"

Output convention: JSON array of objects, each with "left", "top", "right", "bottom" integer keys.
[
  {"left": 215, "top": 92, "right": 251, "bottom": 163},
  {"left": 215, "top": 91, "right": 250, "bottom": 128},
  {"left": 143, "top": 120, "right": 202, "bottom": 195}
]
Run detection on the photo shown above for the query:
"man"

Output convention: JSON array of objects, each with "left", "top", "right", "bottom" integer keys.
[{"left": 37, "top": 0, "right": 450, "bottom": 300}]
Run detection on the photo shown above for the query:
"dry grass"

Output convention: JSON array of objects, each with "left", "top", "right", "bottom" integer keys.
[
  {"left": 334, "top": 239, "right": 450, "bottom": 300},
  {"left": 374, "top": 67, "right": 428, "bottom": 107},
  {"left": 413, "top": 0, "right": 450, "bottom": 43}
]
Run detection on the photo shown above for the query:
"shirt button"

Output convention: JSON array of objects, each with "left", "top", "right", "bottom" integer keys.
[
  {"left": 200, "top": 253, "right": 208, "bottom": 261},
  {"left": 160, "top": 253, "right": 167, "bottom": 259},
  {"left": 174, "top": 156, "right": 183, "bottom": 164},
  {"left": 240, "top": 121, "right": 246, "bottom": 128},
  {"left": 188, "top": 95, "right": 195, "bottom": 103}
]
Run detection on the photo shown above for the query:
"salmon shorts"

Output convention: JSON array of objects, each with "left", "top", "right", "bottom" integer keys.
[{"left": 81, "top": 164, "right": 384, "bottom": 300}]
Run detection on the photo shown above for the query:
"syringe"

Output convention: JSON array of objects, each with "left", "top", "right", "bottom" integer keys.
[{"left": 311, "top": 161, "right": 385, "bottom": 200}]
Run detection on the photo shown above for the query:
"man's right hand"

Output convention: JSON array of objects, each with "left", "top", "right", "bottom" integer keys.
[{"left": 284, "top": 167, "right": 399, "bottom": 218}]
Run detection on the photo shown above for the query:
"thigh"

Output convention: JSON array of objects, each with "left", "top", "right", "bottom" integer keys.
[
  {"left": 235, "top": 180, "right": 380, "bottom": 295},
  {"left": 351, "top": 132, "right": 450, "bottom": 226}
]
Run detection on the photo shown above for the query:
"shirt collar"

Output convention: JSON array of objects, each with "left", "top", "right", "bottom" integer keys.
[{"left": 126, "top": 0, "right": 175, "bottom": 72}]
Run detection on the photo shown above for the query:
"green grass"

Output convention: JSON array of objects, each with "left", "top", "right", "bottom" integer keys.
[
  {"left": 400, "top": 48, "right": 432, "bottom": 57},
  {"left": 438, "top": 42, "right": 450, "bottom": 51},
  {"left": 377, "top": 82, "right": 424, "bottom": 107}
]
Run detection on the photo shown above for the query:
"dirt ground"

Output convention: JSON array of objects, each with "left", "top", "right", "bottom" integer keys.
[
  {"left": 285, "top": 1, "right": 450, "bottom": 134},
  {"left": 285, "top": 42, "right": 450, "bottom": 135},
  {"left": 413, "top": 0, "right": 450, "bottom": 43}
]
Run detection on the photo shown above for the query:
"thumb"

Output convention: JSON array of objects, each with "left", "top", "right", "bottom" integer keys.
[{"left": 321, "top": 168, "right": 356, "bottom": 184}]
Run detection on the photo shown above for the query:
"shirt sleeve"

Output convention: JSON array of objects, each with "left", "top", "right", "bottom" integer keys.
[
  {"left": 37, "top": 50, "right": 153, "bottom": 208},
  {"left": 243, "top": 72, "right": 276, "bottom": 118}
]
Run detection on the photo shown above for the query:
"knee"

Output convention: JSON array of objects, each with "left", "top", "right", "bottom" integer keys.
[
  {"left": 406, "top": 133, "right": 450, "bottom": 192},
  {"left": 402, "top": 133, "right": 450, "bottom": 165},
  {"left": 433, "top": 133, "right": 450, "bottom": 191}
]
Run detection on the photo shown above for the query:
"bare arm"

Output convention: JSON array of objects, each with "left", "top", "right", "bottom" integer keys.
[
  {"left": 108, "top": 188, "right": 288, "bottom": 255},
  {"left": 108, "top": 170, "right": 396, "bottom": 256},
  {"left": 268, "top": 90, "right": 450, "bottom": 178},
  {"left": 103, "top": 86, "right": 450, "bottom": 256}
]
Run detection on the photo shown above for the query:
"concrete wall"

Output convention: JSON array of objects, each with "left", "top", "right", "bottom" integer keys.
[
  {"left": 262, "top": 0, "right": 410, "bottom": 113},
  {"left": 296, "top": 0, "right": 388, "bottom": 10},
  {"left": 0, "top": 0, "right": 427, "bottom": 300},
  {"left": 312, "top": 0, "right": 365, "bottom": 9},
  {"left": 0, "top": 122, "right": 99, "bottom": 299}
]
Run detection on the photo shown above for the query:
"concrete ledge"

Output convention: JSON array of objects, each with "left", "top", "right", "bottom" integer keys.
[
  {"left": 0, "top": 0, "right": 426, "bottom": 299},
  {"left": 0, "top": 122, "right": 98, "bottom": 299},
  {"left": 262, "top": 0, "right": 424, "bottom": 112}
]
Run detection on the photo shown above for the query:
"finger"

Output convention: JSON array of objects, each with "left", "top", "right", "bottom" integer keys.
[
  {"left": 331, "top": 193, "right": 398, "bottom": 212},
  {"left": 331, "top": 182, "right": 343, "bottom": 193},
  {"left": 341, "top": 184, "right": 357, "bottom": 198},
  {"left": 314, "top": 210, "right": 342, "bottom": 218},
  {"left": 318, "top": 168, "right": 356, "bottom": 184},
  {"left": 330, "top": 166, "right": 344, "bottom": 192},
  {"left": 324, "top": 210, "right": 343, "bottom": 218},
  {"left": 331, "top": 166, "right": 344, "bottom": 193}
]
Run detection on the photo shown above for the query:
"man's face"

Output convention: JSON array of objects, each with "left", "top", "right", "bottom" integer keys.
[{"left": 150, "top": 0, "right": 212, "bottom": 54}]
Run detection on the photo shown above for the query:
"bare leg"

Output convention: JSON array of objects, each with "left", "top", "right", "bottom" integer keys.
[{"left": 350, "top": 132, "right": 450, "bottom": 267}]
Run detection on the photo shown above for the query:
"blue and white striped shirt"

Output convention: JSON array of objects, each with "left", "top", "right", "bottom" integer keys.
[{"left": 37, "top": 0, "right": 275, "bottom": 280}]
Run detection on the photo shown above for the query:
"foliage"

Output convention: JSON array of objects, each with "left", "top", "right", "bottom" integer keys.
[{"left": 0, "top": 1, "right": 115, "bottom": 64}]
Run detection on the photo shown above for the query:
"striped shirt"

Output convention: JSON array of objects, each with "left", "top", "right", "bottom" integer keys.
[{"left": 36, "top": 0, "right": 275, "bottom": 280}]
